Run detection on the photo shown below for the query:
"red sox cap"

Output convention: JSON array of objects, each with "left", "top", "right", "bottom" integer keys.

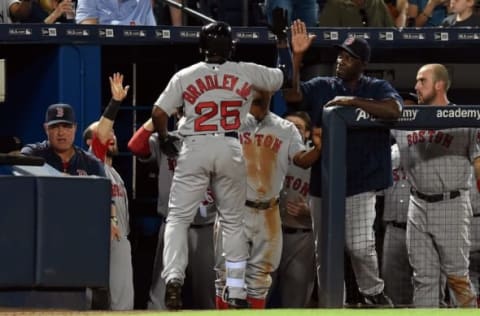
[
  {"left": 45, "top": 103, "right": 76, "bottom": 126},
  {"left": 334, "top": 36, "right": 371, "bottom": 63}
]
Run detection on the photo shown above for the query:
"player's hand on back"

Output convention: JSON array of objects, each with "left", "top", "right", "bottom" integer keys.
[{"left": 110, "top": 72, "right": 130, "bottom": 102}]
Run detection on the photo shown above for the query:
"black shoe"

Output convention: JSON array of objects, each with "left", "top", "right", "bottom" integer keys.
[
  {"left": 364, "top": 292, "right": 394, "bottom": 307},
  {"left": 165, "top": 279, "right": 182, "bottom": 310},
  {"left": 227, "top": 298, "right": 250, "bottom": 309}
]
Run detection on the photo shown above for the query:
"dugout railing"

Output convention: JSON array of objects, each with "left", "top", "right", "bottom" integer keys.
[{"left": 319, "top": 105, "right": 480, "bottom": 307}]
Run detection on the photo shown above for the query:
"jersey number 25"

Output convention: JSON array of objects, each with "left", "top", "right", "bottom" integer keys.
[{"left": 194, "top": 100, "right": 241, "bottom": 132}]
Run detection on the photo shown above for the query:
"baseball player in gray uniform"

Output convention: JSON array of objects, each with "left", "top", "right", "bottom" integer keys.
[
  {"left": 392, "top": 63, "right": 479, "bottom": 307},
  {"left": 128, "top": 115, "right": 216, "bottom": 310},
  {"left": 380, "top": 143, "right": 413, "bottom": 307},
  {"left": 151, "top": 21, "right": 284, "bottom": 309},
  {"left": 214, "top": 90, "right": 321, "bottom": 309},
  {"left": 83, "top": 73, "right": 134, "bottom": 310},
  {"left": 269, "top": 111, "right": 317, "bottom": 308}
]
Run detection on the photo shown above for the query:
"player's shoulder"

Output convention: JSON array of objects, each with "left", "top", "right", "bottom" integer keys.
[
  {"left": 177, "top": 61, "right": 207, "bottom": 76},
  {"left": 271, "top": 113, "right": 297, "bottom": 130},
  {"left": 361, "top": 75, "right": 393, "bottom": 89}
]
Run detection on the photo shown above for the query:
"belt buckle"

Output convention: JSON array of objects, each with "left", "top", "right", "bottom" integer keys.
[{"left": 443, "top": 192, "right": 449, "bottom": 200}]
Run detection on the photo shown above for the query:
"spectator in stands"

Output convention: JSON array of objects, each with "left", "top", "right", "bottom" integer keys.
[
  {"left": 407, "top": 0, "right": 448, "bottom": 26},
  {"left": 265, "top": 0, "right": 319, "bottom": 27},
  {"left": 1, "top": 1, "right": 21, "bottom": 23},
  {"left": 9, "top": 0, "right": 76, "bottom": 23},
  {"left": 168, "top": 0, "right": 183, "bottom": 25},
  {"left": 83, "top": 73, "right": 134, "bottom": 311},
  {"left": 441, "top": 0, "right": 480, "bottom": 26},
  {"left": 21, "top": 103, "right": 105, "bottom": 177},
  {"left": 76, "top": 0, "right": 156, "bottom": 25},
  {"left": 318, "top": 0, "right": 394, "bottom": 27},
  {"left": 282, "top": 19, "right": 402, "bottom": 307},
  {"left": 385, "top": 0, "right": 410, "bottom": 27}
]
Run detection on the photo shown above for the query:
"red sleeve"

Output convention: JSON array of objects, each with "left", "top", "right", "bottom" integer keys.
[
  {"left": 91, "top": 133, "right": 108, "bottom": 163},
  {"left": 128, "top": 126, "right": 153, "bottom": 157}
]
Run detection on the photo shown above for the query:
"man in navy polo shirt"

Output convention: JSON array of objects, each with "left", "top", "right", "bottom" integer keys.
[
  {"left": 282, "top": 20, "right": 403, "bottom": 306},
  {"left": 21, "top": 103, "right": 105, "bottom": 178}
]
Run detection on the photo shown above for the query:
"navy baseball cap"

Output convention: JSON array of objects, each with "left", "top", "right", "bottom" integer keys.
[
  {"left": 334, "top": 36, "right": 371, "bottom": 63},
  {"left": 45, "top": 103, "right": 76, "bottom": 126}
]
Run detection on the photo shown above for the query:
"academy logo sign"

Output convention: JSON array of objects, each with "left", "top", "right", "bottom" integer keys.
[
  {"left": 355, "top": 108, "right": 418, "bottom": 122},
  {"left": 436, "top": 108, "right": 480, "bottom": 120},
  {"left": 355, "top": 108, "right": 377, "bottom": 121}
]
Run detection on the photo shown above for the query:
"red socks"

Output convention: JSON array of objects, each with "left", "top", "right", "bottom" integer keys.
[{"left": 247, "top": 296, "right": 266, "bottom": 309}]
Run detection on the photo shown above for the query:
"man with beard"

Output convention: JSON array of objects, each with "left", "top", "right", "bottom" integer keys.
[
  {"left": 282, "top": 20, "right": 403, "bottom": 306},
  {"left": 391, "top": 63, "right": 479, "bottom": 307},
  {"left": 83, "top": 72, "right": 134, "bottom": 310}
]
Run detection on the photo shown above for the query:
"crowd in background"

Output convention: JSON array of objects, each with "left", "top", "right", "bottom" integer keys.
[{"left": 1, "top": 0, "right": 480, "bottom": 27}]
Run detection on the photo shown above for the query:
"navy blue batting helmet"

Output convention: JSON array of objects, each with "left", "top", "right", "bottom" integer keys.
[{"left": 199, "top": 21, "right": 235, "bottom": 60}]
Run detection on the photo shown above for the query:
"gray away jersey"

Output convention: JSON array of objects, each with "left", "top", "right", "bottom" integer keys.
[
  {"left": 154, "top": 61, "right": 283, "bottom": 135},
  {"left": 392, "top": 128, "right": 480, "bottom": 193}
]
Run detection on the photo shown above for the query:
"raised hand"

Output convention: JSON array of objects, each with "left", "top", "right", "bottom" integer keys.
[
  {"left": 291, "top": 19, "right": 316, "bottom": 56},
  {"left": 110, "top": 72, "right": 130, "bottom": 102}
]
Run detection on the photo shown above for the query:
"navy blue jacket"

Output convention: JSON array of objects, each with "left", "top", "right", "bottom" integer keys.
[
  {"left": 301, "top": 75, "right": 403, "bottom": 197},
  {"left": 21, "top": 140, "right": 106, "bottom": 177}
]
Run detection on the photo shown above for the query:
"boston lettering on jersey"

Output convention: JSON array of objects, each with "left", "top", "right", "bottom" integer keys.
[
  {"left": 239, "top": 132, "right": 283, "bottom": 153},
  {"left": 284, "top": 175, "right": 309, "bottom": 197},
  {"left": 183, "top": 74, "right": 252, "bottom": 104},
  {"left": 406, "top": 130, "right": 453, "bottom": 148},
  {"left": 112, "top": 183, "right": 125, "bottom": 198},
  {"left": 392, "top": 167, "right": 407, "bottom": 182}
]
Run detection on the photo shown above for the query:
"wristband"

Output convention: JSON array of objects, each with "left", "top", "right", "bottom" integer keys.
[{"left": 103, "top": 99, "right": 122, "bottom": 120}]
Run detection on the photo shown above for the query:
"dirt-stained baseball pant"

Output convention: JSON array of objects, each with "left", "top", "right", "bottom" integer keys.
[
  {"left": 215, "top": 204, "right": 282, "bottom": 301},
  {"left": 407, "top": 192, "right": 477, "bottom": 307}
]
